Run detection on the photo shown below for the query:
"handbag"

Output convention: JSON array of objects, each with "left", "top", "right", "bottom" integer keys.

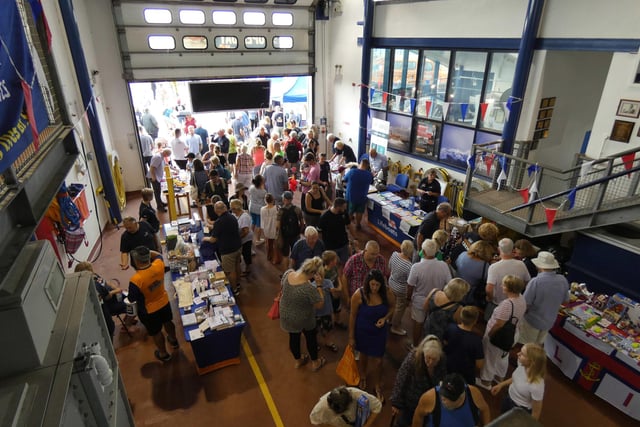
[
  {"left": 267, "top": 290, "right": 282, "bottom": 320},
  {"left": 336, "top": 345, "right": 360, "bottom": 386},
  {"left": 489, "top": 300, "right": 517, "bottom": 352}
]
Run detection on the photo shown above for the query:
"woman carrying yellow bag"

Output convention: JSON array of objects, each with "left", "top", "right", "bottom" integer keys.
[{"left": 336, "top": 345, "right": 359, "bottom": 386}]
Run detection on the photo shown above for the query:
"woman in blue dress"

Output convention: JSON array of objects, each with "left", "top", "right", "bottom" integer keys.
[{"left": 349, "top": 269, "right": 395, "bottom": 404}]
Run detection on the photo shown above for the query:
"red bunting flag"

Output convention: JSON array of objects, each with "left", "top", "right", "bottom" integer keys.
[
  {"left": 20, "top": 80, "right": 40, "bottom": 151},
  {"left": 545, "top": 207, "right": 558, "bottom": 231},
  {"left": 622, "top": 153, "right": 635, "bottom": 171},
  {"left": 382, "top": 92, "right": 388, "bottom": 104},
  {"left": 425, "top": 100, "right": 432, "bottom": 116},
  {"left": 484, "top": 154, "right": 494, "bottom": 175},
  {"left": 480, "top": 103, "right": 489, "bottom": 121},
  {"left": 519, "top": 188, "right": 529, "bottom": 204}
]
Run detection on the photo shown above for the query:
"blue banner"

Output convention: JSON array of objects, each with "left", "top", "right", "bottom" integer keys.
[{"left": 0, "top": 0, "right": 49, "bottom": 171}]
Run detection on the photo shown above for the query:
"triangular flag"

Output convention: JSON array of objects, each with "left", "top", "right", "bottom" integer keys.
[
  {"left": 480, "top": 102, "right": 489, "bottom": 121},
  {"left": 370, "top": 88, "right": 375, "bottom": 101},
  {"left": 442, "top": 102, "right": 450, "bottom": 119},
  {"left": 484, "top": 155, "right": 494, "bottom": 175},
  {"left": 579, "top": 161, "right": 594, "bottom": 179},
  {"left": 527, "top": 164, "right": 539, "bottom": 177},
  {"left": 498, "top": 155, "right": 507, "bottom": 171},
  {"left": 28, "top": 0, "right": 52, "bottom": 52},
  {"left": 506, "top": 97, "right": 513, "bottom": 111},
  {"left": 545, "top": 208, "right": 558, "bottom": 231},
  {"left": 504, "top": 103, "right": 511, "bottom": 121},
  {"left": 529, "top": 180, "right": 538, "bottom": 196},
  {"left": 410, "top": 98, "right": 416, "bottom": 114},
  {"left": 567, "top": 188, "right": 577, "bottom": 210},
  {"left": 382, "top": 92, "right": 388, "bottom": 104},
  {"left": 497, "top": 169, "right": 507, "bottom": 190},
  {"left": 425, "top": 100, "right": 432, "bottom": 116},
  {"left": 367, "top": 108, "right": 370, "bottom": 119},
  {"left": 622, "top": 153, "right": 635, "bottom": 171},
  {"left": 395, "top": 95, "right": 401, "bottom": 107},
  {"left": 519, "top": 188, "right": 529, "bottom": 203},
  {"left": 460, "top": 103, "right": 469, "bottom": 121},
  {"left": 467, "top": 154, "right": 476, "bottom": 171},
  {"left": 21, "top": 80, "right": 40, "bottom": 151}
]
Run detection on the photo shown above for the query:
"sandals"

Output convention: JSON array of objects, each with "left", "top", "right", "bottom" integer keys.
[
  {"left": 167, "top": 337, "right": 180, "bottom": 349},
  {"left": 311, "top": 357, "right": 326, "bottom": 372},
  {"left": 295, "top": 354, "right": 309, "bottom": 369},
  {"left": 325, "top": 343, "right": 339, "bottom": 353},
  {"left": 154, "top": 350, "right": 171, "bottom": 362}
]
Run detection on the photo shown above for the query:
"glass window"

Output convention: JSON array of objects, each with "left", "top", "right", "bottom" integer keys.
[
  {"left": 243, "top": 11, "right": 266, "bottom": 25},
  {"left": 439, "top": 125, "right": 474, "bottom": 169},
  {"left": 274, "top": 0, "right": 297, "bottom": 3},
  {"left": 244, "top": 36, "right": 266, "bottom": 49},
  {"left": 148, "top": 35, "right": 175, "bottom": 50},
  {"left": 179, "top": 10, "right": 205, "bottom": 25},
  {"left": 214, "top": 36, "right": 238, "bottom": 49},
  {"left": 446, "top": 51, "right": 487, "bottom": 127},
  {"left": 387, "top": 113, "right": 412, "bottom": 153},
  {"left": 366, "top": 109, "right": 387, "bottom": 140},
  {"left": 416, "top": 50, "right": 450, "bottom": 120},
  {"left": 480, "top": 52, "right": 517, "bottom": 132},
  {"left": 212, "top": 10, "right": 236, "bottom": 25},
  {"left": 144, "top": 8, "right": 172, "bottom": 24},
  {"left": 414, "top": 119, "right": 441, "bottom": 159},
  {"left": 183, "top": 36, "right": 207, "bottom": 50},
  {"left": 273, "top": 36, "right": 293, "bottom": 49},
  {"left": 389, "top": 49, "right": 418, "bottom": 114},
  {"left": 369, "top": 48, "right": 391, "bottom": 109},
  {"left": 272, "top": 12, "right": 293, "bottom": 26}
]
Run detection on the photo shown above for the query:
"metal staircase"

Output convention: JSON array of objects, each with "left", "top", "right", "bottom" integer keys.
[{"left": 463, "top": 141, "right": 640, "bottom": 237}]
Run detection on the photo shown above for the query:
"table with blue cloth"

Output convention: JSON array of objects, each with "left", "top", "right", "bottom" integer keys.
[{"left": 366, "top": 191, "right": 424, "bottom": 246}]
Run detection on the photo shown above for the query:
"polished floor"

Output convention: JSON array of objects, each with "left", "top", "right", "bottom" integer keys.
[{"left": 92, "top": 192, "right": 633, "bottom": 426}]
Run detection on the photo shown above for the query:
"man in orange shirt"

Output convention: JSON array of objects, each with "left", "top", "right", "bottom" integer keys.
[{"left": 128, "top": 246, "right": 178, "bottom": 362}]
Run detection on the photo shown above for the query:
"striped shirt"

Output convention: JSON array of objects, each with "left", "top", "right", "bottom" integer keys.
[{"left": 388, "top": 252, "right": 413, "bottom": 295}]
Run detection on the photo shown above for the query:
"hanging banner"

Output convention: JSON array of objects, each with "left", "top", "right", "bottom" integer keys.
[
  {"left": 622, "top": 153, "right": 636, "bottom": 171},
  {"left": 370, "top": 117, "right": 390, "bottom": 156},
  {"left": 545, "top": 207, "right": 558, "bottom": 231},
  {"left": 0, "top": 1, "right": 49, "bottom": 171}
]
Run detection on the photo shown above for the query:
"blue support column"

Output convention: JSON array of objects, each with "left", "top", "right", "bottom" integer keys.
[
  {"left": 501, "top": 0, "right": 546, "bottom": 155},
  {"left": 357, "top": 0, "right": 375, "bottom": 158},
  {"left": 58, "top": 0, "right": 122, "bottom": 224}
]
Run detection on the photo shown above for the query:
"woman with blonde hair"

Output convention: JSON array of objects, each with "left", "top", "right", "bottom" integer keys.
[
  {"left": 431, "top": 229, "right": 449, "bottom": 261},
  {"left": 422, "top": 278, "right": 470, "bottom": 340},
  {"left": 280, "top": 256, "right": 327, "bottom": 372},
  {"left": 390, "top": 335, "right": 446, "bottom": 427},
  {"left": 491, "top": 343, "right": 546, "bottom": 420},
  {"left": 388, "top": 240, "right": 414, "bottom": 336}
]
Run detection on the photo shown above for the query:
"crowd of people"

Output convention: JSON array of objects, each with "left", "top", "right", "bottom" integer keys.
[{"left": 109, "top": 111, "right": 571, "bottom": 425}]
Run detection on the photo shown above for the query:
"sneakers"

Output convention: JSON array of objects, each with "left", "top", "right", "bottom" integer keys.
[{"left": 390, "top": 327, "right": 407, "bottom": 336}]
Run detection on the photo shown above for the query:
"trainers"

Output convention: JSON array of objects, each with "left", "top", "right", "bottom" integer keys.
[{"left": 390, "top": 327, "right": 407, "bottom": 336}]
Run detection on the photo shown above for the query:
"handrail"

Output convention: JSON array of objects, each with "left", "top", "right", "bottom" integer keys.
[{"left": 500, "top": 163, "right": 640, "bottom": 214}]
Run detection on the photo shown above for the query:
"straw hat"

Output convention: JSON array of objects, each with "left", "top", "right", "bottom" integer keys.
[{"left": 531, "top": 251, "right": 560, "bottom": 269}]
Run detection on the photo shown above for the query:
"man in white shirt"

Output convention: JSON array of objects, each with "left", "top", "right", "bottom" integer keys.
[
  {"left": 485, "top": 238, "right": 530, "bottom": 320},
  {"left": 138, "top": 125, "right": 154, "bottom": 168},
  {"left": 170, "top": 128, "right": 188, "bottom": 169},
  {"left": 185, "top": 125, "right": 202, "bottom": 158},
  {"left": 367, "top": 147, "right": 388, "bottom": 180}
]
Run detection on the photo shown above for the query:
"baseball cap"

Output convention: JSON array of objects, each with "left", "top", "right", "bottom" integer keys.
[
  {"left": 283, "top": 191, "right": 294, "bottom": 200},
  {"left": 440, "top": 373, "right": 466, "bottom": 401}
]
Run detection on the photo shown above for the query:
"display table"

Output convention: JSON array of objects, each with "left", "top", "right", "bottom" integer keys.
[
  {"left": 366, "top": 191, "right": 423, "bottom": 246},
  {"left": 545, "top": 312, "right": 640, "bottom": 421}
]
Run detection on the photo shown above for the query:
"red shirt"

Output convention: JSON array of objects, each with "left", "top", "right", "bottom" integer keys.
[{"left": 344, "top": 252, "right": 390, "bottom": 296}]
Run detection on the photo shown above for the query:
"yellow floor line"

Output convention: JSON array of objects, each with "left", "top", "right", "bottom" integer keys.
[{"left": 241, "top": 335, "right": 285, "bottom": 427}]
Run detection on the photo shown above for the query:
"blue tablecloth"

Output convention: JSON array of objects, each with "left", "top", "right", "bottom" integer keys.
[{"left": 366, "top": 192, "right": 424, "bottom": 245}]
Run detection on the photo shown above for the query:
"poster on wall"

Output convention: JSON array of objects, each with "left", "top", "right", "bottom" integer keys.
[
  {"left": 0, "top": 0, "right": 50, "bottom": 172},
  {"left": 370, "top": 117, "right": 389, "bottom": 155}
]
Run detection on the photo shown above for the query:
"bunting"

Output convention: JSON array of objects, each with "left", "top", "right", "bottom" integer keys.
[
  {"left": 519, "top": 188, "right": 530, "bottom": 204},
  {"left": 382, "top": 92, "right": 388, "bottom": 104},
  {"left": 460, "top": 103, "right": 468, "bottom": 121},
  {"left": 622, "top": 153, "right": 636, "bottom": 172},
  {"left": 484, "top": 154, "right": 494, "bottom": 175},
  {"left": 409, "top": 98, "right": 416, "bottom": 114},
  {"left": 545, "top": 208, "right": 558, "bottom": 231},
  {"left": 442, "top": 102, "right": 450, "bottom": 119},
  {"left": 579, "top": 161, "right": 594, "bottom": 179},
  {"left": 480, "top": 102, "right": 489, "bottom": 121},
  {"left": 497, "top": 169, "right": 507, "bottom": 190},
  {"left": 567, "top": 188, "right": 577, "bottom": 210},
  {"left": 527, "top": 164, "right": 540, "bottom": 177},
  {"left": 467, "top": 154, "right": 476, "bottom": 171},
  {"left": 425, "top": 100, "right": 432, "bottom": 116}
]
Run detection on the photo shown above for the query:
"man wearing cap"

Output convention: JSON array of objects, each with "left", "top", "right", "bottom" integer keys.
[
  {"left": 519, "top": 251, "right": 569, "bottom": 345},
  {"left": 412, "top": 373, "right": 490, "bottom": 427},
  {"left": 263, "top": 154, "right": 289, "bottom": 204},
  {"left": 127, "top": 246, "right": 179, "bottom": 362}
]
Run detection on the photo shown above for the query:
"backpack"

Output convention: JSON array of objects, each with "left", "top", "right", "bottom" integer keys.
[
  {"left": 280, "top": 206, "right": 300, "bottom": 238},
  {"left": 286, "top": 142, "right": 300, "bottom": 163}
]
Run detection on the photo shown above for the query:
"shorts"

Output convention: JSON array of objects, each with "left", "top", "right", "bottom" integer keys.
[
  {"left": 518, "top": 318, "right": 548, "bottom": 345},
  {"left": 228, "top": 153, "right": 238, "bottom": 164},
  {"left": 250, "top": 212, "right": 261, "bottom": 227},
  {"left": 221, "top": 249, "right": 241, "bottom": 274},
  {"left": 348, "top": 202, "right": 366, "bottom": 214},
  {"left": 316, "top": 315, "right": 333, "bottom": 332},
  {"left": 139, "top": 303, "right": 173, "bottom": 336},
  {"left": 411, "top": 304, "right": 426, "bottom": 323}
]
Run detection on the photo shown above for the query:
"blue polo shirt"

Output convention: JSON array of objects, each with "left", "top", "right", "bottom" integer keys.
[{"left": 344, "top": 168, "right": 372, "bottom": 205}]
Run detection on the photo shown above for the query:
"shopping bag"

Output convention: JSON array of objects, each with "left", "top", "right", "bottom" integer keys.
[
  {"left": 336, "top": 345, "right": 360, "bottom": 386},
  {"left": 267, "top": 291, "right": 281, "bottom": 320}
]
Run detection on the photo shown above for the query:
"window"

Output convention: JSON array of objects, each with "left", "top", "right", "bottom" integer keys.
[
  {"left": 272, "top": 12, "right": 293, "bottom": 26},
  {"left": 212, "top": 10, "right": 236, "bottom": 25},
  {"left": 389, "top": 49, "right": 418, "bottom": 114},
  {"left": 273, "top": 36, "right": 293, "bottom": 49},
  {"left": 214, "top": 36, "right": 238, "bottom": 49},
  {"left": 148, "top": 35, "right": 175, "bottom": 50},
  {"left": 183, "top": 36, "right": 208, "bottom": 50},
  {"left": 416, "top": 50, "right": 450, "bottom": 120},
  {"left": 179, "top": 10, "right": 205, "bottom": 25},
  {"left": 243, "top": 11, "right": 266, "bottom": 26},
  {"left": 446, "top": 51, "right": 487, "bottom": 127},
  {"left": 143, "top": 8, "right": 171, "bottom": 24},
  {"left": 480, "top": 52, "right": 517, "bottom": 132},
  {"left": 244, "top": 36, "right": 266, "bottom": 49},
  {"left": 369, "top": 48, "right": 391, "bottom": 109}
]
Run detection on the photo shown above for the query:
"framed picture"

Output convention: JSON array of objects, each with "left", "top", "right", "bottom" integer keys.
[
  {"left": 616, "top": 99, "right": 640, "bottom": 118},
  {"left": 610, "top": 120, "right": 635, "bottom": 143}
]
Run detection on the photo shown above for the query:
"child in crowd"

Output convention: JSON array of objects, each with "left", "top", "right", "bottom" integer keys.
[
  {"left": 322, "top": 250, "right": 346, "bottom": 329},
  {"left": 288, "top": 170, "right": 298, "bottom": 192},
  {"left": 443, "top": 306, "right": 484, "bottom": 385},
  {"left": 335, "top": 166, "right": 346, "bottom": 199},
  {"left": 318, "top": 152, "right": 333, "bottom": 200},
  {"left": 314, "top": 265, "right": 338, "bottom": 353},
  {"left": 260, "top": 193, "right": 280, "bottom": 264},
  {"left": 139, "top": 188, "right": 160, "bottom": 233}
]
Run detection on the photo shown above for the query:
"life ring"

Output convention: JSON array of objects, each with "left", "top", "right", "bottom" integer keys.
[{"left": 109, "top": 151, "right": 127, "bottom": 211}]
